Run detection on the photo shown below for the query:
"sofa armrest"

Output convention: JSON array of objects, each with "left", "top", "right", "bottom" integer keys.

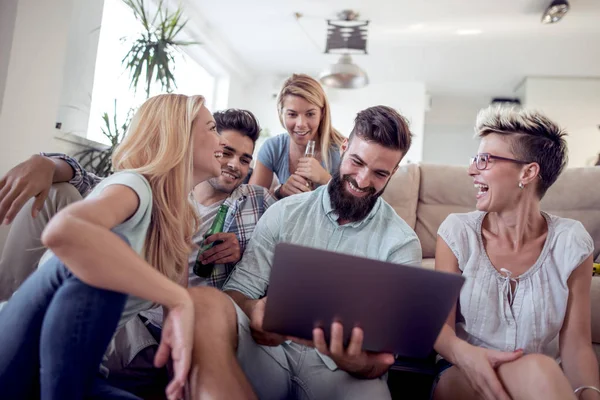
[{"left": 591, "top": 276, "right": 600, "bottom": 343}]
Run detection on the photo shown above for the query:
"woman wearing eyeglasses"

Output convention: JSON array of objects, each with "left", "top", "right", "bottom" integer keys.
[{"left": 432, "top": 106, "right": 600, "bottom": 400}]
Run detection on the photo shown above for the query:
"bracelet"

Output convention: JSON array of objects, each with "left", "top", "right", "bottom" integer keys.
[{"left": 574, "top": 386, "right": 600, "bottom": 398}]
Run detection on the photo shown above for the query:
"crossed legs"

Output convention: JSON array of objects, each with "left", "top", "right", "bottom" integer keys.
[{"left": 433, "top": 354, "right": 576, "bottom": 400}]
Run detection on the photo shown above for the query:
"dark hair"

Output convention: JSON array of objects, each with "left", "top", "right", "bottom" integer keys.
[
  {"left": 213, "top": 109, "right": 261, "bottom": 143},
  {"left": 475, "top": 106, "right": 568, "bottom": 198},
  {"left": 349, "top": 105, "right": 412, "bottom": 153}
]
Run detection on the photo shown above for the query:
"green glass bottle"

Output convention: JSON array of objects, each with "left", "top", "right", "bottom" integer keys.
[{"left": 193, "top": 204, "right": 229, "bottom": 278}]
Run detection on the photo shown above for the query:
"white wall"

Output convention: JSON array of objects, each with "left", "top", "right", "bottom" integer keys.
[
  {"left": 325, "top": 82, "right": 426, "bottom": 164},
  {"left": 0, "top": 0, "right": 19, "bottom": 115},
  {"left": 521, "top": 77, "right": 600, "bottom": 168},
  {"left": 226, "top": 74, "right": 286, "bottom": 155},
  {"left": 229, "top": 75, "right": 427, "bottom": 163},
  {"left": 422, "top": 95, "right": 491, "bottom": 166},
  {"left": 0, "top": 0, "right": 106, "bottom": 176},
  {"left": 56, "top": 0, "right": 104, "bottom": 137},
  {"left": 0, "top": 0, "right": 100, "bottom": 256},
  {"left": 0, "top": 0, "right": 74, "bottom": 175}
]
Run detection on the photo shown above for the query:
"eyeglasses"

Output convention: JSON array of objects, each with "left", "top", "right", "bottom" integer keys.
[{"left": 469, "top": 153, "right": 531, "bottom": 170}]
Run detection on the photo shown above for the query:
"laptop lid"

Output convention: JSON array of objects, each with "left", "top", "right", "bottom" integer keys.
[{"left": 263, "top": 243, "right": 464, "bottom": 358}]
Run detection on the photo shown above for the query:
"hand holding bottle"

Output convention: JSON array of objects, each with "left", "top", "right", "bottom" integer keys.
[
  {"left": 296, "top": 140, "right": 331, "bottom": 187},
  {"left": 193, "top": 204, "right": 229, "bottom": 277}
]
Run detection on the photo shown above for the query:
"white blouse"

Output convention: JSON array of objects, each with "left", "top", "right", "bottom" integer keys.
[{"left": 438, "top": 211, "right": 593, "bottom": 360}]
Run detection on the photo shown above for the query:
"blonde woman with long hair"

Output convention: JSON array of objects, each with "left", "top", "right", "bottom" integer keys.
[
  {"left": 250, "top": 73, "right": 345, "bottom": 199},
  {"left": 0, "top": 94, "right": 226, "bottom": 400}
]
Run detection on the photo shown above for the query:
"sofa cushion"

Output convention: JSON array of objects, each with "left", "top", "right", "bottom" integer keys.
[
  {"left": 540, "top": 167, "right": 600, "bottom": 261},
  {"left": 415, "top": 164, "right": 476, "bottom": 259},
  {"left": 382, "top": 163, "right": 420, "bottom": 230}
]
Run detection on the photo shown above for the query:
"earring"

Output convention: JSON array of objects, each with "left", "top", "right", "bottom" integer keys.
[{"left": 518, "top": 182, "right": 524, "bottom": 189}]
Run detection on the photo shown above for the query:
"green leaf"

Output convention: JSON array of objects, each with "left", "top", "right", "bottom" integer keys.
[{"left": 121, "top": 0, "right": 198, "bottom": 97}]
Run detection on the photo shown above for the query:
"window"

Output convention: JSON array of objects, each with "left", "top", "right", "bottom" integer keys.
[{"left": 87, "top": 0, "right": 216, "bottom": 145}]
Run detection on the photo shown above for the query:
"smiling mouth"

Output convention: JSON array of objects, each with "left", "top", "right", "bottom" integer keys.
[
  {"left": 346, "top": 180, "right": 369, "bottom": 195},
  {"left": 294, "top": 131, "right": 310, "bottom": 137},
  {"left": 475, "top": 183, "right": 489, "bottom": 197},
  {"left": 221, "top": 171, "right": 238, "bottom": 180},
  {"left": 214, "top": 151, "right": 223, "bottom": 159}
]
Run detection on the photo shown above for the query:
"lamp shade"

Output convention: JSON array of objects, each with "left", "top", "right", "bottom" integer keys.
[
  {"left": 319, "top": 54, "right": 369, "bottom": 89},
  {"left": 541, "top": 0, "right": 570, "bottom": 24}
]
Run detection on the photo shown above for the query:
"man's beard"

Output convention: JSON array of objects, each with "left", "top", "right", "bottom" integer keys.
[
  {"left": 207, "top": 170, "right": 239, "bottom": 194},
  {"left": 328, "top": 170, "right": 384, "bottom": 222},
  {"left": 207, "top": 177, "right": 232, "bottom": 194}
]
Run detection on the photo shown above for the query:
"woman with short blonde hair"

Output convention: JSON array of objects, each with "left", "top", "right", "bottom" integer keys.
[{"left": 432, "top": 106, "right": 600, "bottom": 400}]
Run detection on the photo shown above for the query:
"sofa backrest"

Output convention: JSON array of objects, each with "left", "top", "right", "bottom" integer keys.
[
  {"left": 381, "top": 163, "right": 420, "bottom": 230},
  {"left": 415, "top": 164, "right": 475, "bottom": 259},
  {"left": 539, "top": 167, "right": 600, "bottom": 261},
  {"left": 414, "top": 164, "right": 600, "bottom": 260}
]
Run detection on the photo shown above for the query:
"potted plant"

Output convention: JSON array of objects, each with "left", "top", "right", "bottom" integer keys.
[
  {"left": 75, "top": 0, "right": 197, "bottom": 174},
  {"left": 74, "top": 100, "right": 133, "bottom": 177},
  {"left": 121, "top": 0, "right": 197, "bottom": 98}
]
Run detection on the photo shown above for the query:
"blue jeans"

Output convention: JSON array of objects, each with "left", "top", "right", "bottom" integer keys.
[{"left": 0, "top": 237, "right": 141, "bottom": 400}]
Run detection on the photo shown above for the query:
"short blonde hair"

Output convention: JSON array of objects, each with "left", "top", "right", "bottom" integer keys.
[{"left": 475, "top": 105, "right": 568, "bottom": 198}]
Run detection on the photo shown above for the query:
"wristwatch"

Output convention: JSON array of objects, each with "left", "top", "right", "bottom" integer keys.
[{"left": 274, "top": 184, "right": 283, "bottom": 200}]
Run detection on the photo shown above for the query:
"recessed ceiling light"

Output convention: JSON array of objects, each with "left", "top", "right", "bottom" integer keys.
[
  {"left": 456, "top": 29, "right": 482, "bottom": 35},
  {"left": 407, "top": 23, "right": 425, "bottom": 30}
]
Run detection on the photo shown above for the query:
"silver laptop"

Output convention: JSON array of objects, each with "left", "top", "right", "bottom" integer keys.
[{"left": 263, "top": 243, "right": 464, "bottom": 358}]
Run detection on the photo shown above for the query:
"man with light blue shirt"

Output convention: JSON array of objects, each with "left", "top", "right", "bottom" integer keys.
[{"left": 223, "top": 105, "right": 422, "bottom": 400}]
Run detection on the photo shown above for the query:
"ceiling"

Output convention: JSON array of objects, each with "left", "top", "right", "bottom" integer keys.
[{"left": 187, "top": 0, "right": 600, "bottom": 97}]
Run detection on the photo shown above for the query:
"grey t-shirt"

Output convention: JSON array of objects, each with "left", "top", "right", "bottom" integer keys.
[
  {"left": 78, "top": 171, "right": 154, "bottom": 327},
  {"left": 36, "top": 171, "right": 154, "bottom": 327}
]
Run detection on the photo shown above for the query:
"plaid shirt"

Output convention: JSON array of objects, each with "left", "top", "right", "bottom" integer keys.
[
  {"left": 197, "top": 184, "right": 276, "bottom": 288},
  {"left": 42, "top": 153, "right": 276, "bottom": 288},
  {"left": 41, "top": 153, "right": 103, "bottom": 197}
]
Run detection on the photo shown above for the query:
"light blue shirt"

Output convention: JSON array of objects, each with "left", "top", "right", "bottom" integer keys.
[
  {"left": 257, "top": 133, "right": 341, "bottom": 185},
  {"left": 223, "top": 183, "right": 422, "bottom": 369}
]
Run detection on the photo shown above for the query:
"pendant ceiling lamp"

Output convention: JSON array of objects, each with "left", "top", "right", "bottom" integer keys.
[
  {"left": 319, "top": 54, "right": 368, "bottom": 89},
  {"left": 319, "top": 10, "right": 369, "bottom": 89},
  {"left": 541, "top": 0, "right": 570, "bottom": 24}
]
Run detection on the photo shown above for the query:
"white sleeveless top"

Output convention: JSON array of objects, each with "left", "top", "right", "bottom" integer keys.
[{"left": 438, "top": 211, "right": 593, "bottom": 360}]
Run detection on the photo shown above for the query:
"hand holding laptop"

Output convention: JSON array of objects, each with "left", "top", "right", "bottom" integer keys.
[
  {"left": 249, "top": 297, "right": 313, "bottom": 348},
  {"left": 313, "top": 321, "right": 395, "bottom": 379}
]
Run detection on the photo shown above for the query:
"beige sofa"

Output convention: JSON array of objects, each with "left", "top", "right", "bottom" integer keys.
[{"left": 381, "top": 163, "right": 600, "bottom": 366}]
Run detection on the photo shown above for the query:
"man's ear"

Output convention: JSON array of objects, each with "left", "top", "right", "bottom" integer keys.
[{"left": 340, "top": 138, "right": 349, "bottom": 154}]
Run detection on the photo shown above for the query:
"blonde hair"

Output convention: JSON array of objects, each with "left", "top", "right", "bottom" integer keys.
[
  {"left": 112, "top": 94, "right": 204, "bottom": 282},
  {"left": 277, "top": 74, "right": 345, "bottom": 169}
]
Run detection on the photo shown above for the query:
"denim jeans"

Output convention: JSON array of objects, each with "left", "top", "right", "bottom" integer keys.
[{"left": 0, "top": 235, "right": 141, "bottom": 400}]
